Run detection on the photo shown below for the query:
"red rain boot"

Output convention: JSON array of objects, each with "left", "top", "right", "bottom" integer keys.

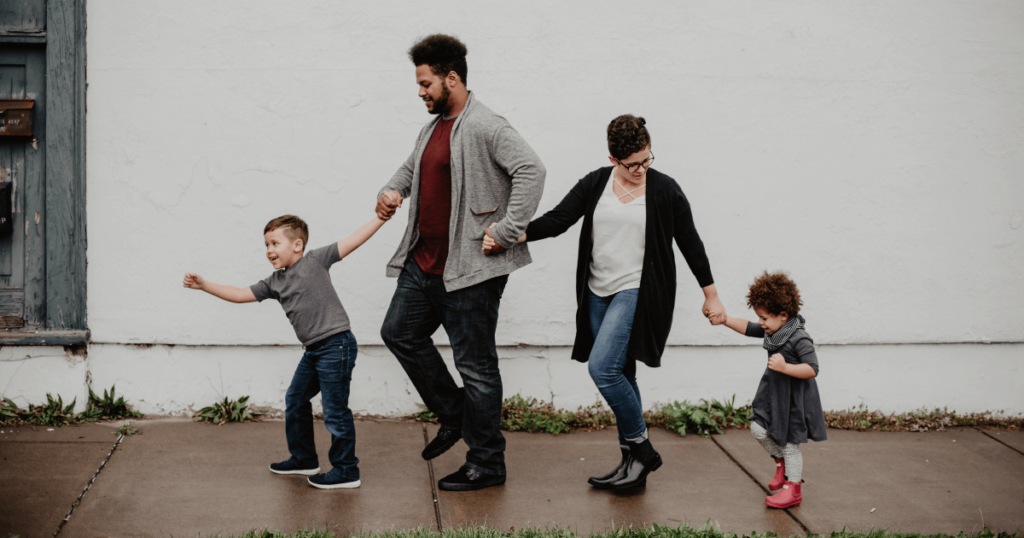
[
  {"left": 765, "top": 480, "right": 802, "bottom": 509},
  {"left": 768, "top": 457, "right": 786, "bottom": 490}
]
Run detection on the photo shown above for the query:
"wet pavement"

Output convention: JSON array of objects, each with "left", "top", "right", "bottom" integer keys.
[{"left": 1, "top": 420, "right": 1022, "bottom": 538}]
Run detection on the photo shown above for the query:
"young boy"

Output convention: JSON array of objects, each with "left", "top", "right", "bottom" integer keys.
[
  {"left": 722, "top": 272, "right": 827, "bottom": 509},
  {"left": 183, "top": 214, "right": 386, "bottom": 489}
]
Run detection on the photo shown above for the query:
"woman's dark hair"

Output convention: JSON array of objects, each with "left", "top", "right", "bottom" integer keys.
[
  {"left": 607, "top": 114, "right": 651, "bottom": 160},
  {"left": 747, "top": 272, "right": 802, "bottom": 317},
  {"left": 409, "top": 34, "right": 468, "bottom": 84}
]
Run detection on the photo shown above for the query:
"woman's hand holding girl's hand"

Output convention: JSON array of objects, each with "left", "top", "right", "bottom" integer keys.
[
  {"left": 767, "top": 353, "right": 786, "bottom": 373},
  {"left": 702, "top": 295, "right": 727, "bottom": 325}
]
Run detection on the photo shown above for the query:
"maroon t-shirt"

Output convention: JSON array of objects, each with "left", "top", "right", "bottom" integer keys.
[{"left": 412, "top": 117, "right": 456, "bottom": 275}]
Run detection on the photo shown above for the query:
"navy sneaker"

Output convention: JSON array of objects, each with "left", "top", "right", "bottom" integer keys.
[
  {"left": 269, "top": 459, "right": 320, "bottom": 476},
  {"left": 308, "top": 468, "right": 361, "bottom": 489}
]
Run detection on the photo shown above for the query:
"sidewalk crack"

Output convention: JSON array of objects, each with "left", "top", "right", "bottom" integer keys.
[
  {"left": 975, "top": 427, "right": 1024, "bottom": 457},
  {"left": 423, "top": 423, "right": 443, "bottom": 532},
  {"left": 51, "top": 433, "right": 126, "bottom": 538},
  {"left": 710, "top": 436, "right": 811, "bottom": 536}
]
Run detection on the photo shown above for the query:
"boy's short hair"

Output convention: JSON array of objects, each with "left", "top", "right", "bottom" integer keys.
[
  {"left": 409, "top": 34, "right": 468, "bottom": 84},
  {"left": 747, "top": 272, "right": 802, "bottom": 317},
  {"left": 264, "top": 215, "right": 309, "bottom": 251},
  {"left": 607, "top": 114, "right": 651, "bottom": 160}
]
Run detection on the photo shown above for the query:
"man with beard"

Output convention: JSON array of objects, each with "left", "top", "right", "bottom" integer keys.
[{"left": 376, "top": 34, "right": 545, "bottom": 491}]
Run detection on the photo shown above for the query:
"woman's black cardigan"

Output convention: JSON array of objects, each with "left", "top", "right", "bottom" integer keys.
[{"left": 525, "top": 167, "right": 714, "bottom": 368}]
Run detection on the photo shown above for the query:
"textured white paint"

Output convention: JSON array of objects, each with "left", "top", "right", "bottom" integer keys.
[
  {"left": 0, "top": 347, "right": 89, "bottom": 411},
  {"left": 73, "top": 343, "right": 1024, "bottom": 416},
  {"left": 18, "top": 1, "right": 1018, "bottom": 415}
]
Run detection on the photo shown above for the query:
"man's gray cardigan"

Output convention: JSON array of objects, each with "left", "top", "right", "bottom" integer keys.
[{"left": 380, "top": 93, "right": 546, "bottom": 291}]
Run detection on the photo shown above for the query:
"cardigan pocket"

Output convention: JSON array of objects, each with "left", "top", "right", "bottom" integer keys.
[{"left": 467, "top": 205, "right": 505, "bottom": 240}]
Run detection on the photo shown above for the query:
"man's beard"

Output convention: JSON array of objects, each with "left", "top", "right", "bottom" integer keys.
[{"left": 429, "top": 85, "right": 451, "bottom": 116}]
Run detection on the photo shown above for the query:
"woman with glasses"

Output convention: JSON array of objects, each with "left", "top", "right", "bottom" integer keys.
[{"left": 483, "top": 114, "right": 726, "bottom": 489}]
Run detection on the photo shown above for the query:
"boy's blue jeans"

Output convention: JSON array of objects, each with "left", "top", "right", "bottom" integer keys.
[
  {"left": 381, "top": 257, "right": 508, "bottom": 476},
  {"left": 285, "top": 330, "right": 359, "bottom": 480},
  {"left": 587, "top": 288, "right": 646, "bottom": 447}
]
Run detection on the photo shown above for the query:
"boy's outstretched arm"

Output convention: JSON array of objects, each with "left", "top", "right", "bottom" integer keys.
[
  {"left": 723, "top": 316, "right": 751, "bottom": 335},
  {"left": 183, "top": 273, "right": 256, "bottom": 303},
  {"left": 337, "top": 216, "right": 387, "bottom": 260}
]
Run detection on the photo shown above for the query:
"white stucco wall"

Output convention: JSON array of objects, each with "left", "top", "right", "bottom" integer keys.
[{"left": 11, "top": 1, "right": 1024, "bottom": 415}]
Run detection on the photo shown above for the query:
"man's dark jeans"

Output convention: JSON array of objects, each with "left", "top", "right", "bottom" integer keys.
[
  {"left": 381, "top": 257, "right": 508, "bottom": 476},
  {"left": 285, "top": 330, "right": 359, "bottom": 480}
]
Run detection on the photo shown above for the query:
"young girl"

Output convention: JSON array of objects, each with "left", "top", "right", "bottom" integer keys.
[{"left": 723, "top": 272, "right": 827, "bottom": 508}]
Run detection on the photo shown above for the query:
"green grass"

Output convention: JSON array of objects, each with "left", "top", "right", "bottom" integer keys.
[{"left": 213, "top": 523, "right": 1022, "bottom": 538}]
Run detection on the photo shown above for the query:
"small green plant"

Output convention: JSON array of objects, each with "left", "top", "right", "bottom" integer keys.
[
  {"left": 116, "top": 422, "right": 140, "bottom": 436},
  {"left": 82, "top": 385, "right": 144, "bottom": 422},
  {"left": 413, "top": 404, "right": 439, "bottom": 423},
  {"left": 194, "top": 396, "right": 263, "bottom": 426},
  {"left": 7, "top": 394, "right": 81, "bottom": 427},
  {"left": 647, "top": 397, "right": 751, "bottom": 438}
]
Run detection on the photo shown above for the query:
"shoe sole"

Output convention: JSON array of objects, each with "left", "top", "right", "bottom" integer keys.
[
  {"left": 269, "top": 465, "right": 320, "bottom": 476},
  {"left": 438, "top": 478, "right": 506, "bottom": 491},
  {"left": 765, "top": 500, "right": 801, "bottom": 509},
  {"left": 421, "top": 437, "right": 462, "bottom": 461},
  {"left": 307, "top": 478, "right": 362, "bottom": 489}
]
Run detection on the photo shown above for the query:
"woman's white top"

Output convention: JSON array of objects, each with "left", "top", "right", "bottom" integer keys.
[{"left": 588, "top": 173, "right": 647, "bottom": 297}]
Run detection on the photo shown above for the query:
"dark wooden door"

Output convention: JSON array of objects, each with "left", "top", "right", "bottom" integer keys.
[{"left": 0, "top": 45, "right": 47, "bottom": 328}]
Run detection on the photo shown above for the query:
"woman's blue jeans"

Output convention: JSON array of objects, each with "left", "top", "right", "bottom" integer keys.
[
  {"left": 587, "top": 288, "right": 646, "bottom": 448},
  {"left": 285, "top": 330, "right": 359, "bottom": 480}
]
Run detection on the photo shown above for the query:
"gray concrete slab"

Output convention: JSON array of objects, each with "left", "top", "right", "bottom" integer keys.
[
  {"left": 61, "top": 419, "right": 437, "bottom": 537},
  {"left": 982, "top": 429, "right": 1024, "bottom": 455},
  {"left": 0, "top": 423, "right": 121, "bottom": 538},
  {"left": 429, "top": 425, "right": 801, "bottom": 535},
  {"left": 715, "top": 427, "right": 1024, "bottom": 535}
]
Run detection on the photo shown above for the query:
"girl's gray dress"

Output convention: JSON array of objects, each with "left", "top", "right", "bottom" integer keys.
[{"left": 745, "top": 321, "right": 828, "bottom": 446}]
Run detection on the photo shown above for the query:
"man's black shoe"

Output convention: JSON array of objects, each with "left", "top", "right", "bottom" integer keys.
[
  {"left": 422, "top": 426, "right": 462, "bottom": 460},
  {"left": 438, "top": 465, "right": 506, "bottom": 491}
]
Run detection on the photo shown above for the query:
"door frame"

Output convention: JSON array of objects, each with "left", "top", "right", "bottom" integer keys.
[{"left": 0, "top": 0, "right": 87, "bottom": 345}]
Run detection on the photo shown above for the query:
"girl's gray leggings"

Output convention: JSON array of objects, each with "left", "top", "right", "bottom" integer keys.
[{"left": 750, "top": 421, "right": 803, "bottom": 483}]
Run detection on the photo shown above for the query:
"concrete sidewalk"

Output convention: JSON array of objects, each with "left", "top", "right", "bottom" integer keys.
[{"left": 1, "top": 419, "right": 1022, "bottom": 538}]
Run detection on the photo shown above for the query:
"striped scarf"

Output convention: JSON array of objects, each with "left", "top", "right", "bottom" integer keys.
[{"left": 763, "top": 315, "right": 806, "bottom": 353}]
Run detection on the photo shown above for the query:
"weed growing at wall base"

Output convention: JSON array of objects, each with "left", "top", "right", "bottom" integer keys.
[
  {"left": 0, "top": 385, "right": 145, "bottom": 427},
  {"left": 194, "top": 396, "right": 264, "bottom": 426},
  {"left": 412, "top": 394, "right": 1022, "bottom": 436},
  {"left": 213, "top": 523, "right": 1023, "bottom": 538}
]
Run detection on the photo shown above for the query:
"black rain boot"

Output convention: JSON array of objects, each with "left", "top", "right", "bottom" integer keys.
[
  {"left": 587, "top": 447, "right": 630, "bottom": 488},
  {"left": 607, "top": 437, "right": 662, "bottom": 489}
]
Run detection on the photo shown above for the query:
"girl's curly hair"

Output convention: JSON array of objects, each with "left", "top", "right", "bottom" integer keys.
[
  {"left": 607, "top": 114, "right": 651, "bottom": 160},
  {"left": 746, "top": 272, "right": 802, "bottom": 317}
]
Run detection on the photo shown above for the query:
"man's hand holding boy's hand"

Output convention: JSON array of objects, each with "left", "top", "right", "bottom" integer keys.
[
  {"left": 376, "top": 191, "right": 403, "bottom": 220},
  {"left": 183, "top": 272, "right": 205, "bottom": 290},
  {"left": 767, "top": 353, "right": 786, "bottom": 373}
]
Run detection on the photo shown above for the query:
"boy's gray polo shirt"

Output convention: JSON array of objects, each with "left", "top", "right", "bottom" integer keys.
[{"left": 250, "top": 243, "right": 351, "bottom": 347}]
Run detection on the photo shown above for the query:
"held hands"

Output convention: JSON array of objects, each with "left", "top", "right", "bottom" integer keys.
[
  {"left": 702, "top": 295, "right": 727, "bottom": 325},
  {"left": 767, "top": 353, "right": 786, "bottom": 373},
  {"left": 482, "top": 224, "right": 506, "bottom": 255},
  {"left": 376, "top": 191, "right": 403, "bottom": 220},
  {"left": 183, "top": 272, "right": 205, "bottom": 290}
]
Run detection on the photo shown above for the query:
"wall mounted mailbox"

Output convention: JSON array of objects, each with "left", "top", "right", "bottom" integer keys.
[{"left": 0, "top": 99, "right": 34, "bottom": 137}]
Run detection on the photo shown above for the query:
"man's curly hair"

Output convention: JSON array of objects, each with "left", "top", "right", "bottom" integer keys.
[
  {"left": 607, "top": 115, "right": 651, "bottom": 160},
  {"left": 746, "top": 272, "right": 802, "bottom": 317},
  {"left": 409, "top": 34, "right": 468, "bottom": 84}
]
